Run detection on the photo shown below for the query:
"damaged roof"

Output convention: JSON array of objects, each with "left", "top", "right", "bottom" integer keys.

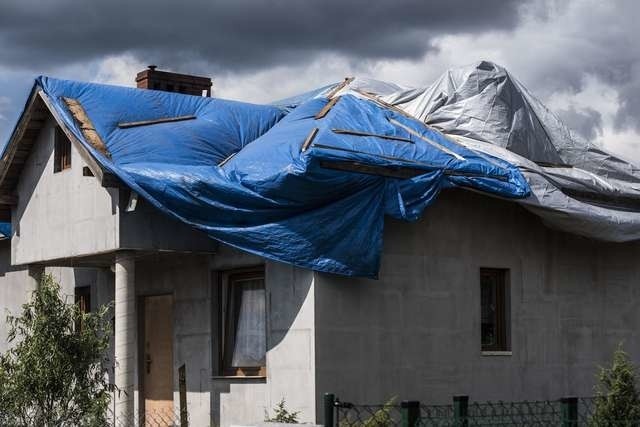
[{"left": 0, "top": 61, "right": 638, "bottom": 276}]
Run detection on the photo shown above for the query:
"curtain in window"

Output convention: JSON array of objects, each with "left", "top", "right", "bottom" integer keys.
[{"left": 231, "top": 279, "right": 266, "bottom": 367}]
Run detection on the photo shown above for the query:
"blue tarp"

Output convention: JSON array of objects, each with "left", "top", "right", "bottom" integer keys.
[{"left": 30, "top": 76, "right": 529, "bottom": 277}]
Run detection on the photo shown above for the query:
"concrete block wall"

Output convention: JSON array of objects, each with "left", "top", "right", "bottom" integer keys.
[
  {"left": 314, "top": 189, "right": 640, "bottom": 417},
  {"left": 264, "top": 262, "right": 315, "bottom": 422},
  {"left": 119, "top": 196, "right": 218, "bottom": 253},
  {"left": 0, "top": 240, "right": 38, "bottom": 355},
  {"left": 12, "top": 117, "right": 119, "bottom": 265}
]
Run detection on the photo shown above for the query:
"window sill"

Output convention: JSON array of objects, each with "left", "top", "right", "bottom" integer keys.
[
  {"left": 211, "top": 375, "right": 267, "bottom": 380},
  {"left": 481, "top": 351, "right": 512, "bottom": 356}
]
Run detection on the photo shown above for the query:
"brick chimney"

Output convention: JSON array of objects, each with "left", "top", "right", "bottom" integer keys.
[{"left": 136, "top": 65, "right": 212, "bottom": 97}]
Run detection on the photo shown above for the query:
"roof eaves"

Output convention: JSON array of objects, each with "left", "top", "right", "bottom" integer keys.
[{"left": 0, "top": 85, "right": 124, "bottom": 202}]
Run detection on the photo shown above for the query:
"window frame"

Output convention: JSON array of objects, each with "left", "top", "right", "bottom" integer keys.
[
  {"left": 217, "top": 267, "right": 267, "bottom": 377},
  {"left": 74, "top": 285, "right": 91, "bottom": 332},
  {"left": 480, "top": 268, "right": 510, "bottom": 353},
  {"left": 53, "top": 126, "right": 72, "bottom": 173}
]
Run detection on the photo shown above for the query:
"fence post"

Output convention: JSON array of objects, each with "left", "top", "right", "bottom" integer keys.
[
  {"left": 324, "top": 393, "right": 335, "bottom": 427},
  {"left": 401, "top": 401, "right": 420, "bottom": 427},
  {"left": 561, "top": 397, "right": 578, "bottom": 427},
  {"left": 453, "top": 396, "right": 468, "bottom": 427},
  {"left": 178, "top": 364, "right": 188, "bottom": 427}
]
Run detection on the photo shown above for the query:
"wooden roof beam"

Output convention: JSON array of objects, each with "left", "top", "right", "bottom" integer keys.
[{"left": 0, "top": 194, "right": 18, "bottom": 206}]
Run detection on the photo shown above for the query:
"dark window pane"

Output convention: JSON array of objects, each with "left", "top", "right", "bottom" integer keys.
[
  {"left": 74, "top": 286, "right": 91, "bottom": 332},
  {"left": 481, "top": 276, "right": 497, "bottom": 348},
  {"left": 480, "top": 268, "right": 508, "bottom": 351},
  {"left": 54, "top": 127, "right": 71, "bottom": 173}
]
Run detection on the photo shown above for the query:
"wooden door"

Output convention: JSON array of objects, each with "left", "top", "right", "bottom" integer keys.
[{"left": 143, "top": 295, "right": 174, "bottom": 425}]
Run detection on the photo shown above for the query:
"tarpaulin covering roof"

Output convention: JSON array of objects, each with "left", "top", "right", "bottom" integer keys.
[
  {"left": 4, "top": 61, "right": 638, "bottom": 276},
  {"left": 27, "top": 75, "right": 528, "bottom": 277}
]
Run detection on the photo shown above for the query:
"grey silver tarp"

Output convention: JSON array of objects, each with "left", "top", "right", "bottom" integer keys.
[{"left": 315, "top": 61, "right": 640, "bottom": 242}]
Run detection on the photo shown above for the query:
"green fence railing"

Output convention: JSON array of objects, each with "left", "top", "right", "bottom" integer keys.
[{"left": 324, "top": 393, "right": 640, "bottom": 427}]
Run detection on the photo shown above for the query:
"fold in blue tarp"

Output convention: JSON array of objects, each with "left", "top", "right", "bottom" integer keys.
[{"left": 33, "top": 76, "right": 529, "bottom": 277}]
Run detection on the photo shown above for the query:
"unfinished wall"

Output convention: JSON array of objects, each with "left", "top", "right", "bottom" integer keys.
[
  {"left": 314, "top": 189, "right": 640, "bottom": 417},
  {"left": 12, "top": 116, "right": 119, "bottom": 265},
  {"left": 265, "top": 262, "right": 316, "bottom": 421},
  {"left": 0, "top": 239, "right": 37, "bottom": 354},
  {"left": 119, "top": 197, "right": 218, "bottom": 253},
  {"left": 210, "top": 245, "right": 316, "bottom": 427}
]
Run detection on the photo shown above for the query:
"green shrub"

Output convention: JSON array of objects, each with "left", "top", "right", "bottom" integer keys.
[
  {"left": 0, "top": 274, "right": 114, "bottom": 426},
  {"left": 591, "top": 343, "right": 640, "bottom": 426},
  {"left": 265, "top": 398, "right": 300, "bottom": 423}
]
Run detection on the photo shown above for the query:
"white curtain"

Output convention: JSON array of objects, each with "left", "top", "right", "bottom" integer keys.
[{"left": 231, "top": 279, "right": 266, "bottom": 367}]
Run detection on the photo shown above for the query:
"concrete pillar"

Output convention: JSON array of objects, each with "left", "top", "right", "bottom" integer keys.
[
  {"left": 114, "top": 251, "right": 136, "bottom": 424},
  {"left": 27, "top": 264, "right": 44, "bottom": 290}
]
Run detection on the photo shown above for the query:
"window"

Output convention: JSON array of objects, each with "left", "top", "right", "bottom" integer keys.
[
  {"left": 54, "top": 126, "right": 71, "bottom": 173},
  {"left": 74, "top": 286, "right": 91, "bottom": 331},
  {"left": 480, "top": 268, "right": 510, "bottom": 352},
  {"left": 219, "top": 269, "right": 266, "bottom": 377}
]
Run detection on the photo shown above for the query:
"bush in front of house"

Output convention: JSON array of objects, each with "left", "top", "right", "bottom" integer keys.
[
  {"left": 0, "top": 274, "right": 114, "bottom": 426},
  {"left": 265, "top": 398, "right": 300, "bottom": 423},
  {"left": 590, "top": 343, "right": 640, "bottom": 426}
]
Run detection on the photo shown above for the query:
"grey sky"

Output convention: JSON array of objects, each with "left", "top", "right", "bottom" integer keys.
[{"left": 0, "top": 0, "right": 639, "bottom": 161}]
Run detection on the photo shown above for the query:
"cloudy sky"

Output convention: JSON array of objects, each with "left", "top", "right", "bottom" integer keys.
[{"left": 0, "top": 0, "right": 638, "bottom": 161}]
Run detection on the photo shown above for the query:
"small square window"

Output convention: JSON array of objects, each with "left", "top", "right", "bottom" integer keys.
[
  {"left": 54, "top": 127, "right": 71, "bottom": 173},
  {"left": 480, "top": 268, "right": 510, "bottom": 352},
  {"left": 219, "top": 269, "right": 266, "bottom": 377}
]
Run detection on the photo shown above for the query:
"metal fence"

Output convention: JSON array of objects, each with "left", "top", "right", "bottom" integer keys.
[
  {"left": 325, "top": 394, "right": 640, "bottom": 427},
  {"left": 108, "top": 408, "right": 187, "bottom": 427},
  {"left": 105, "top": 364, "right": 188, "bottom": 426}
]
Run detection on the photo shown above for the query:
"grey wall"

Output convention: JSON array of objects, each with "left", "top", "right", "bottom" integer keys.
[
  {"left": 12, "top": 117, "right": 119, "bottom": 265},
  {"left": 265, "top": 262, "right": 315, "bottom": 421},
  {"left": 314, "top": 189, "right": 640, "bottom": 416},
  {"left": 0, "top": 239, "right": 38, "bottom": 354},
  {"left": 119, "top": 195, "right": 218, "bottom": 254}
]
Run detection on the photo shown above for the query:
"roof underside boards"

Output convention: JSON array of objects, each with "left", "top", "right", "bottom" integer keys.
[{"left": 0, "top": 88, "right": 48, "bottom": 221}]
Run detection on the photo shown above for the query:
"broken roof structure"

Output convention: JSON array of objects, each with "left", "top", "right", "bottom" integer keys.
[{"left": 1, "top": 61, "right": 638, "bottom": 277}]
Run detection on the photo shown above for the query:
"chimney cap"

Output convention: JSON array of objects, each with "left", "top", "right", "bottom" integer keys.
[{"left": 147, "top": 65, "right": 158, "bottom": 71}]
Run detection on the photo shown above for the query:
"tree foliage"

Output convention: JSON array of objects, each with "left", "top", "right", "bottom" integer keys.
[
  {"left": 0, "top": 274, "right": 114, "bottom": 426},
  {"left": 591, "top": 343, "right": 640, "bottom": 426}
]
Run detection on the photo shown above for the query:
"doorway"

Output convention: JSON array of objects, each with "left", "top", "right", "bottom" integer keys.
[{"left": 141, "top": 294, "right": 174, "bottom": 424}]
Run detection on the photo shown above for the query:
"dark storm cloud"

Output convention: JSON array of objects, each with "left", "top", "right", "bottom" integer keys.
[
  {"left": 556, "top": 106, "right": 603, "bottom": 141},
  {"left": 0, "top": 0, "right": 527, "bottom": 73},
  {"left": 509, "top": 0, "right": 640, "bottom": 135}
]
